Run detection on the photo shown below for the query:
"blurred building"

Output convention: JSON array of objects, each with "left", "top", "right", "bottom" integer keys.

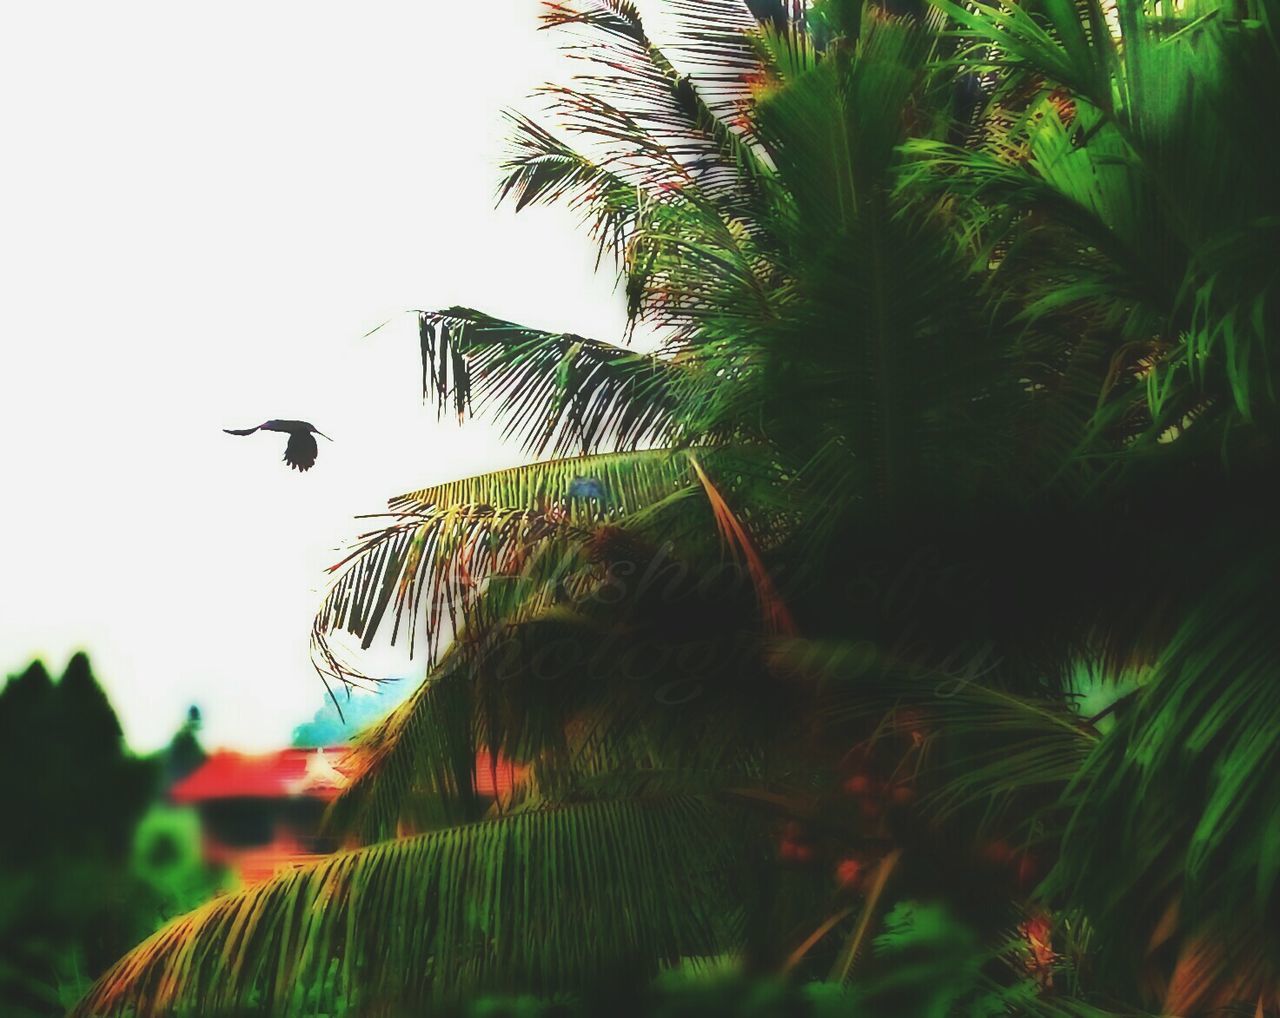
[
  {"left": 171, "top": 747, "right": 522, "bottom": 885},
  {"left": 171, "top": 747, "right": 349, "bottom": 884}
]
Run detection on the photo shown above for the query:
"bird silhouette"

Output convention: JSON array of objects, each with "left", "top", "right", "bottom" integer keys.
[{"left": 223, "top": 420, "right": 331, "bottom": 471}]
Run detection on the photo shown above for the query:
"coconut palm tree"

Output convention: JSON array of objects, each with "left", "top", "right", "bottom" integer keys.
[
  {"left": 904, "top": 0, "right": 1280, "bottom": 1011},
  {"left": 76, "top": 0, "right": 1280, "bottom": 1015}
]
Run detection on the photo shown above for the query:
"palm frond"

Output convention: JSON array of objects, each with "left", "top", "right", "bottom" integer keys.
[
  {"left": 388, "top": 446, "right": 704, "bottom": 516},
  {"left": 328, "top": 510, "right": 803, "bottom": 843},
  {"left": 498, "top": 0, "right": 789, "bottom": 340},
  {"left": 930, "top": 0, "right": 1120, "bottom": 115},
  {"left": 922, "top": 0, "right": 1280, "bottom": 446},
  {"left": 312, "top": 449, "right": 710, "bottom": 680},
  {"left": 688, "top": 452, "right": 795, "bottom": 634},
  {"left": 326, "top": 646, "right": 486, "bottom": 842},
  {"left": 418, "top": 307, "right": 687, "bottom": 453},
  {"left": 72, "top": 795, "right": 753, "bottom": 1017},
  {"left": 496, "top": 111, "right": 648, "bottom": 269},
  {"left": 752, "top": 7, "right": 931, "bottom": 228},
  {"left": 525, "top": 0, "right": 773, "bottom": 245},
  {"left": 663, "top": 0, "right": 772, "bottom": 124},
  {"left": 1050, "top": 549, "right": 1280, "bottom": 1011}
]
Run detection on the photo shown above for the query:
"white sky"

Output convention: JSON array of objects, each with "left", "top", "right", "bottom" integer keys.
[{"left": 0, "top": 1, "right": 637, "bottom": 751}]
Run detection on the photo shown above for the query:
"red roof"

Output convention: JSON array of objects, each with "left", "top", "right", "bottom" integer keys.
[
  {"left": 171, "top": 748, "right": 525, "bottom": 803},
  {"left": 172, "top": 748, "right": 349, "bottom": 803},
  {"left": 473, "top": 752, "right": 524, "bottom": 798}
]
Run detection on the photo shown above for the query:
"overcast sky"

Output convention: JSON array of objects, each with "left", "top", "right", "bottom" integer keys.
[{"left": 0, "top": 1, "right": 636, "bottom": 751}]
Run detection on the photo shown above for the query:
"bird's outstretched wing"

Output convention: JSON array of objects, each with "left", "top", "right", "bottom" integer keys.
[
  {"left": 223, "top": 426, "right": 261, "bottom": 436},
  {"left": 284, "top": 430, "right": 319, "bottom": 471}
]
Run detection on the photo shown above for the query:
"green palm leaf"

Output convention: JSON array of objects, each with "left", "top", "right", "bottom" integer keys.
[
  {"left": 72, "top": 795, "right": 753, "bottom": 1017},
  {"left": 326, "top": 645, "right": 486, "bottom": 842},
  {"left": 387, "top": 446, "right": 703, "bottom": 516},
  {"left": 1050, "top": 550, "right": 1280, "bottom": 1012},
  {"left": 496, "top": 111, "right": 646, "bottom": 253},
  {"left": 921, "top": 0, "right": 1280, "bottom": 446},
  {"left": 313, "top": 449, "right": 709, "bottom": 679},
  {"left": 417, "top": 307, "right": 687, "bottom": 453},
  {"left": 930, "top": 0, "right": 1119, "bottom": 114}
]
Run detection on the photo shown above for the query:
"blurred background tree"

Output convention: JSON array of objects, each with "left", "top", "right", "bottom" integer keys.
[
  {"left": 290, "top": 688, "right": 399, "bottom": 749},
  {"left": 0, "top": 656, "right": 221, "bottom": 1016},
  {"left": 162, "top": 705, "right": 206, "bottom": 787}
]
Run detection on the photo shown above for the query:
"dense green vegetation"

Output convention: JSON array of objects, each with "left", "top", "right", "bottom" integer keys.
[
  {"left": 75, "top": 0, "right": 1279, "bottom": 1014},
  {"left": 0, "top": 657, "right": 219, "bottom": 1016}
]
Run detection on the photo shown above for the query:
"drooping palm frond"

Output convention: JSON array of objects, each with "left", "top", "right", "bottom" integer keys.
[
  {"left": 496, "top": 111, "right": 649, "bottom": 265},
  {"left": 313, "top": 448, "right": 713, "bottom": 680},
  {"left": 311, "top": 504, "right": 569, "bottom": 677},
  {"left": 663, "top": 0, "right": 775, "bottom": 123},
  {"left": 327, "top": 501, "right": 804, "bottom": 843},
  {"left": 540, "top": 0, "right": 773, "bottom": 205},
  {"left": 325, "top": 645, "right": 486, "bottom": 842},
  {"left": 310, "top": 445, "right": 785, "bottom": 693},
  {"left": 417, "top": 307, "right": 687, "bottom": 452},
  {"left": 497, "top": 0, "right": 791, "bottom": 339},
  {"left": 72, "top": 795, "right": 756, "bottom": 1018}
]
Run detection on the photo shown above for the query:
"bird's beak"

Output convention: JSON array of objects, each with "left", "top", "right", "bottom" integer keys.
[{"left": 315, "top": 430, "right": 333, "bottom": 441}]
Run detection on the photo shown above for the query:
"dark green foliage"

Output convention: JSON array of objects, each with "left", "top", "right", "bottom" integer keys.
[
  {"left": 1049, "top": 550, "right": 1280, "bottom": 1010},
  {"left": 0, "top": 655, "right": 157, "bottom": 1016},
  {"left": 162, "top": 706, "right": 206, "bottom": 787},
  {"left": 435, "top": 904, "right": 1083, "bottom": 1018},
  {"left": 0, "top": 653, "right": 155, "bottom": 866}
]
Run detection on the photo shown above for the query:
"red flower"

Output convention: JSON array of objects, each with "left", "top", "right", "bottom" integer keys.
[
  {"left": 1020, "top": 913, "right": 1057, "bottom": 988},
  {"left": 778, "top": 838, "right": 814, "bottom": 863},
  {"left": 835, "top": 857, "right": 863, "bottom": 889},
  {"left": 981, "top": 839, "right": 1016, "bottom": 866},
  {"left": 778, "top": 822, "right": 814, "bottom": 864}
]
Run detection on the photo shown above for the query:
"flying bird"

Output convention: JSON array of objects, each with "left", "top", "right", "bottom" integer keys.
[{"left": 223, "top": 420, "right": 331, "bottom": 471}]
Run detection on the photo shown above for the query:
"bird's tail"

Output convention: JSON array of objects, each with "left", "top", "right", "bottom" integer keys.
[{"left": 223, "top": 426, "right": 260, "bottom": 436}]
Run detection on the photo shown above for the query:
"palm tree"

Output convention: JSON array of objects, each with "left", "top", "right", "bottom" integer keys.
[
  {"left": 76, "top": 0, "right": 1280, "bottom": 1015},
  {"left": 905, "top": 0, "right": 1280, "bottom": 1011}
]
